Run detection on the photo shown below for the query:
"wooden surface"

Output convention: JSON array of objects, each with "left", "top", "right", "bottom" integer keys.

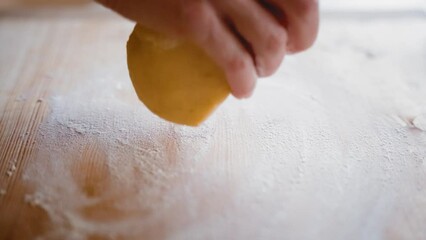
[{"left": 1, "top": 3, "right": 426, "bottom": 240}]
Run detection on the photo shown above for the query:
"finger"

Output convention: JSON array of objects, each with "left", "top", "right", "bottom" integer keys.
[
  {"left": 271, "top": 0, "right": 319, "bottom": 53},
  {"left": 180, "top": 1, "right": 257, "bottom": 98},
  {"left": 213, "top": 0, "right": 288, "bottom": 77},
  {"left": 96, "top": 0, "right": 182, "bottom": 35}
]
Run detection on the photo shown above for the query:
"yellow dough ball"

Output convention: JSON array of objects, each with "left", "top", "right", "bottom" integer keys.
[{"left": 127, "top": 24, "right": 230, "bottom": 126}]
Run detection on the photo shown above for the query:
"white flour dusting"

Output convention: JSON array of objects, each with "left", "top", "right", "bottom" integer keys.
[
  {"left": 21, "top": 15, "right": 426, "bottom": 240},
  {"left": 413, "top": 114, "right": 426, "bottom": 131}
]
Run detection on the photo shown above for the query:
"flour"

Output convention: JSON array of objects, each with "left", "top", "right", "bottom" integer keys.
[
  {"left": 413, "top": 114, "right": 426, "bottom": 131},
  {"left": 5, "top": 162, "right": 17, "bottom": 177},
  {"left": 22, "top": 67, "right": 222, "bottom": 238},
  {"left": 24, "top": 192, "right": 49, "bottom": 207},
  {"left": 21, "top": 14, "right": 426, "bottom": 240}
]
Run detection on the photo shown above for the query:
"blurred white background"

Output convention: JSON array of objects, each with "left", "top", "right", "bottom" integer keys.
[{"left": 322, "top": 0, "right": 426, "bottom": 11}]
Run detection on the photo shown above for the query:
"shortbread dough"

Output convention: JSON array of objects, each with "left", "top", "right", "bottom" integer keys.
[{"left": 127, "top": 24, "right": 230, "bottom": 126}]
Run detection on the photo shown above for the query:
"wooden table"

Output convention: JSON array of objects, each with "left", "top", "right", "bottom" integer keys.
[{"left": 1, "top": 3, "right": 426, "bottom": 240}]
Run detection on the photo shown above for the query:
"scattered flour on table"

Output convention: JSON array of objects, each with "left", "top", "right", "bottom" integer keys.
[
  {"left": 22, "top": 17, "right": 426, "bottom": 240},
  {"left": 413, "top": 114, "right": 426, "bottom": 131},
  {"left": 23, "top": 74, "right": 220, "bottom": 239}
]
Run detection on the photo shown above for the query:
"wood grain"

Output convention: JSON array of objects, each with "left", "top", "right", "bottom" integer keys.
[{"left": 0, "top": 7, "right": 127, "bottom": 239}]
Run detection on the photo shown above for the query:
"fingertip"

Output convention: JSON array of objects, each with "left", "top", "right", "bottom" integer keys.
[
  {"left": 227, "top": 69, "right": 257, "bottom": 99},
  {"left": 255, "top": 28, "right": 288, "bottom": 77},
  {"left": 280, "top": 0, "right": 320, "bottom": 54},
  {"left": 286, "top": 31, "right": 318, "bottom": 54},
  {"left": 255, "top": 52, "right": 286, "bottom": 77}
]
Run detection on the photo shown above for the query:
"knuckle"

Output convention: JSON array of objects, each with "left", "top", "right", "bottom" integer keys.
[
  {"left": 180, "top": 1, "right": 212, "bottom": 41},
  {"left": 266, "top": 29, "right": 287, "bottom": 53}
]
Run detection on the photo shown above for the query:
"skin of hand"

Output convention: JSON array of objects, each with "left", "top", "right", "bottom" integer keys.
[{"left": 97, "top": 0, "right": 319, "bottom": 99}]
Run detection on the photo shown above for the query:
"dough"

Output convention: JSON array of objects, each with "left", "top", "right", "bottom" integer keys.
[{"left": 127, "top": 24, "right": 230, "bottom": 126}]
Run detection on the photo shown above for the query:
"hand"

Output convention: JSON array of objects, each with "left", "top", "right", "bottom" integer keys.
[{"left": 97, "top": 0, "right": 319, "bottom": 98}]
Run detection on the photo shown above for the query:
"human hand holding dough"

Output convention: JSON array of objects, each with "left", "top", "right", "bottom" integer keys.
[
  {"left": 99, "top": 0, "right": 319, "bottom": 125},
  {"left": 127, "top": 24, "right": 230, "bottom": 126}
]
